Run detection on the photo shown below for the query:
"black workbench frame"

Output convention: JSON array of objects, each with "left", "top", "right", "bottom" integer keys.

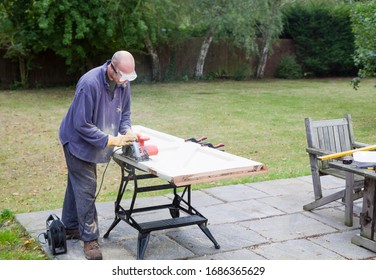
[{"left": 103, "top": 157, "right": 220, "bottom": 260}]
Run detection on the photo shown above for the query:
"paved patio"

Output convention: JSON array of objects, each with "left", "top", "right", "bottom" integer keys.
[{"left": 16, "top": 175, "right": 376, "bottom": 260}]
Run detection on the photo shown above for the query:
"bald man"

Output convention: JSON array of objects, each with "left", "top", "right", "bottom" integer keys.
[{"left": 59, "top": 50, "right": 138, "bottom": 260}]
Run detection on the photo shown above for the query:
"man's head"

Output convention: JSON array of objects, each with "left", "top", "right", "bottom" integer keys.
[{"left": 109, "top": 50, "right": 137, "bottom": 84}]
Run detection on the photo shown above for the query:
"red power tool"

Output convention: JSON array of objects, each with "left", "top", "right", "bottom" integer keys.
[{"left": 123, "top": 134, "right": 158, "bottom": 161}]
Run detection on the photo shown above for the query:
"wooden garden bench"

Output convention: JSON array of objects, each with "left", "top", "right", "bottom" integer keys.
[{"left": 303, "top": 114, "right": 367, "bottom": 226}]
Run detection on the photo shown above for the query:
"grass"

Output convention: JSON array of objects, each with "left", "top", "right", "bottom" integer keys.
[
  {"left": 0, "top": 209, "right": 48, "bottom": 259},
  {"left": 1, "top": 78, "right": 376, "bottom": 214},
  {"left": 1, "top": 78, "right": 376, "bottom": 258}
]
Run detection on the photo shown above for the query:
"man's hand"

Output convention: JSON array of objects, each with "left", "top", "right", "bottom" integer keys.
[
  {"left": 107, "top": 131, "right": 137, "bottom": 147},
  {"left": 124, "top": 130, "right": 138, "bottom": 142}
]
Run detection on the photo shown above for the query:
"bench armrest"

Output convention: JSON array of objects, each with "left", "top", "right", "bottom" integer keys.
[
  {"left": 353, "top": 141, "right": 372, "bottom": 148},
  {"left": 306, "top": 147, "right": 332, "bottom": 157},
  {"left": 307, "top": 142, "right": 373, "bottom": 159}
]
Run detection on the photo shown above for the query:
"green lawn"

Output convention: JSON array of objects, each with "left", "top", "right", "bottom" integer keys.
[
  {"left": 1, "top": 78, "right": 376, "bottom": 215},
  {"left": 0, "top": 209, "right": 48, "bottom": 259}
]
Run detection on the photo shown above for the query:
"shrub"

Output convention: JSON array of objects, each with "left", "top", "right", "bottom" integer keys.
[
  {"left": 275, "top": 55, "right": 302, "bottom": 79},
  {"left": 234, "top": 63, "right": 253, "bottom": 81},
  {"left": 283, "top": 3, "right": 357, "bottom": 77}
]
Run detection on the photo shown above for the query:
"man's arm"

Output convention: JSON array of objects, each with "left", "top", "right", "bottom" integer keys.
[
  {"left": 107, "top": 131, "right": 137, "bottom": 147},
  {"left": 72, "top": 87, "right": 109, "bottom": 149}
]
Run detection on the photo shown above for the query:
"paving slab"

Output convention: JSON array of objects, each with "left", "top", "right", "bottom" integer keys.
[
  {"left": 257, "top": 194, "right": 318, "bottom": 214},
  {"left": 122, "top": 234, "right": 196, "bottom": 260},
  {"left": 165, "top": 189, "right": 223, "bottom": 207},
  {"left": 302, "top": 207, "right": 360, "bottom": 230},
  {"left": 183, "top": 193, "right": 285, "bottom": 223},
  {"left": 166, "top": 223, "right": 268, "bottom": 256},
  {"left": 247, "top": 177, "right": 313, "bottom": 196},
  {"left": 308, "top": 230, "right": 376, "bottom": 260},
  {"left": 14, "top": 176, "right": 376, "bottom": 260},
  {"left": 251, "top": 238, "right": 346, "bottom": 260},
  {"left": 238, "top": 213, "right": 337, "bottom": 242},
  {"left": 191, "top": 248, "right": 267, "bottom": 260},
  {"left": 202, "top": 184, "right": 269, "bottom": 202}
]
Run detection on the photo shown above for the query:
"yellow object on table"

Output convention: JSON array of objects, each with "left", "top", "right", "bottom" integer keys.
[{"left": 319, "top": 144, "right": 376, "bottom": 161}]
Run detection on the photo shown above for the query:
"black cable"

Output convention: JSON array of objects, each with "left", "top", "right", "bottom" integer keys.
[
  {"left": 95, "top": 147, "right": 122, "bottom": 199},
  {"left": 38, "top": 232, "right": 47, "bottom": 245},
  {"left": 81, "top": 147, "right": 123, "bottom": 239}
]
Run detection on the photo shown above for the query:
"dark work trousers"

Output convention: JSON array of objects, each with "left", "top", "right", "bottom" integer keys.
[{"left": 61, "top": 144, "right": 99, "bottom": 242}]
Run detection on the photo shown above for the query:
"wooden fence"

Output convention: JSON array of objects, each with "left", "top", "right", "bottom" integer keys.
[{"left": 0, "top": 39, "right": 295, "bottom": 89}]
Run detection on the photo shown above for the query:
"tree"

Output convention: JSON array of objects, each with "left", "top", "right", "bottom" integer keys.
[
  {"left": 188, "top": 0, "right": 288, "bottom": 80},
  {"left": 1, "top": 0, "right": 185, "bottom": 84},
  {"left": 32, "top": 0, "right": 119, "bottom": 74},
  {"left": 115, "top": 0, "right": 181, "bottom": 82},
  {"left": 188, "top": 0, "right": 260, "bottom": 80},
  {"left": 350, "top": 0, "right": 376, "bottom": 89},
  {"left": 255, "top": 0, "right": 286, "bottom": 79},
  {"left": 0, "top": 0, "right": 41, "bottom": 87}
]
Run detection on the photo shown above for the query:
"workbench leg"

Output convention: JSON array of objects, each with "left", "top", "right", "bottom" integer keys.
[
  {"left": 103, "top": 217, "right": 121, "bottom": 238},
  {"left": 137, "top": 232, "right": 150, "bottom": 260},
  {"left": 198, "top": 224, "right": 220, "bottom": 249}
]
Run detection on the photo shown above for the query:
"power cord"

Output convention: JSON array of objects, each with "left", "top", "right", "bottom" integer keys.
[
  {"left": 95, "top": 147, "right": 122, "bottom": 199},
  {"left": 81, "top": 147, "right": 122, "bottom": 238}
]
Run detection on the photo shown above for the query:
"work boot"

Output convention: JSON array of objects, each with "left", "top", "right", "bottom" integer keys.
[
  {"left": 65, "top": 228, "right": 80, "bottom": 240},
  {"left": 84, "top": 240, "right": 103, "bottom": 260}
]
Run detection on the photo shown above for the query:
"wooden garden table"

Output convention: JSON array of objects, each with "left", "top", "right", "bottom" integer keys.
[{"left": 329, "top": 161, "right": 376, "bottom": 252}]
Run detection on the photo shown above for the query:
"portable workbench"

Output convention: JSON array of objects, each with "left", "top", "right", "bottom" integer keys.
[{"left": 103, "top": 126, "right": 267, "bottom": 259}]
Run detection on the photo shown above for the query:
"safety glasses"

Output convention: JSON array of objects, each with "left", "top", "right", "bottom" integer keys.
[{"left": 111, "top": 63, "right": 137, "bottom": 82}]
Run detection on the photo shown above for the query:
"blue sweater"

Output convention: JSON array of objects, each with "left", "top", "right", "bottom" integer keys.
[{"left": 59, "top": 61, "right": 132, "bottom": 163}]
